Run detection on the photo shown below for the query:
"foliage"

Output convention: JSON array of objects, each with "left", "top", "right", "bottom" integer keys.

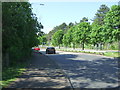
[
  {"left": 2, "top": 2, "right": 43, "bottom": 66},
  {"left": 74, "top": 22, "right": 91, "bottom": 50},
  {"left": 103, "top": 5, "right": 120, "bottom": 43},
  {"left": 80, "top": 17, "right": 88, "bottom": 23},
  {"left": 1, "top": 61, "right": 28, "bottom": 87},
  {"left": 58, "top": 49, "right": 119, "bottom": 58},
  {"left": 104, "top": 52, "right": 119, "bottom": 57},
  {"left": 68, "top": 22, "right": 74, "bottom": 29},
  {"left": 93, "top": 4, "right": 110, "bottom": 25},
  {"left": 90, "top": 24, "right": 104, "bottom": 45},
  {"left": 38, "top": 35, "right": 47, "bottom": 45},
  {"left": 52, "top": 30, "right": 64, "bottom": 48},
  {"left": 90, "top": 4, "right": 110, "bottom": 48},
  {"left": 46, "top": 22, "right": 72, "bottom": 42},
  {"left": 62, "top": 20, "right": 91, "bottom": 50},
  {"left": 48, "top": 4, "right": 119, "bottom": 50},
  {"left": 62, "top": 26, "right": 76, "bottom": 47}
]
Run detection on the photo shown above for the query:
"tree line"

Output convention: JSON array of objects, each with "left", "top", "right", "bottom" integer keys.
[
  {"left": 2, "top": 2, "right": 43, "bottom": 67},
  {"left": 45, "top": 4, "right": 120, "bottom": 50}
]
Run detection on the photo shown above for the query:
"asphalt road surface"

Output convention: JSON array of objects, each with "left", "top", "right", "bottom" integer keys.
[
  {"left": 6, "top": 51, "right": 71, "bottom": 88},
  {"left": 40, "top": 49, "right": 119, "bottom": 89}
]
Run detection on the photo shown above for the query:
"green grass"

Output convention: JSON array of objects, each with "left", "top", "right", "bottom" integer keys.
[
  {"left": 58, "top": 49, "right": 119, "bottom": 57},
  {"left": 1, "top": 62, "right": 28, "bottom": 88},
  {"left": 104, "top": 52, "right": 119, "bottom": 57}
]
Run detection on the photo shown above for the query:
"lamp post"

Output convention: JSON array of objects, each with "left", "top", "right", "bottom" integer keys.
[
  {"left": 31, "top": 3, "right": 44, "bottom": 21},
  {"left": 31, "top": 3, "right": 45, "bottom": 48},
  {"left": 31, "top": 2, "right": 44, "bottom": 5}
]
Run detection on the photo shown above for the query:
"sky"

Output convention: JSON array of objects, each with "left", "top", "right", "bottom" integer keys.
[{"left": 29, "top": 0, "right": 119, "bottom": 34}]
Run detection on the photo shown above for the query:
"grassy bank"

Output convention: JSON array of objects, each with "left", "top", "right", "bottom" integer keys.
[
  {"left": 103, "top": 52, "right": 119, "bottom": 57},
  {"left": 58, "top": 49, "right": 119, "bottom": 58},
  {"left": 1, "top": 61, "right": 29, "bottom": 88}
]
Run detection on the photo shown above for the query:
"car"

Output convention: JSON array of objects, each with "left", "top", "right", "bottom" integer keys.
[
  {"left": 46, "top": 47, "right": 56, "bottom": 54},
  {"left": 33, "top": 47, "right": 40, "bottom": 53},
  {"left": 34, "top": 47, "right": 40, "bottom": 51}
]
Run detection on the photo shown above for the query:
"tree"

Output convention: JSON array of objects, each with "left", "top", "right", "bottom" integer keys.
[
  {"left": 38, "top": 35, "right": 47, "bottom": 45},
  {"left": 2, "top": 2, "right": 42, "bottom": 66},
  {"left": 68, "top": 22, "right": 74, "bottom": 29},
  {"left": 91, "top": 24, "right": 104, "bottom": 49},
  {"left": 103, "top": 5, "right": 120, "bottom": 43},
  {"left": 74, "top": 22, "right": 91, "bottom": 50},
  {"left": 62, "top": 34, "right": 68, "bottom": 47},
  {"left": 62, "top": 26, "right": 76, "bottom": 48},
  {"left": 90, "top": 4, "right": 110, "bottom": 50},
  {"left": 52, "top": 30, "right": 64, "bottom": 48},
  {"left": 80, "top": 17, "right": 88, "bottom": 23},
  {"left": 47, "top": 22, "right": 68, "bottom": 43},
  {"left": 37, "top": 22, "right": 44, "bottom": 36},
  {"left": 93, "top": 4, "right": 110, "bottom": 25},
  {"left": 59, "top": 22, "right": 68, "bottom": 31}
]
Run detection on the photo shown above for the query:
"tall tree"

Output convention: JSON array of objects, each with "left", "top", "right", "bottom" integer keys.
[
  {"left": 91, "top": 24, "right": 104, "bottom": 49},
  {"left": 59, "top": 22, "right": 67, "bottom": 31},
  {"left": 38, "top": 35, "right": 47, "bottom": 45},
  {"left": 74, "top": 22, "right": 91, "bottom": 50},
  {"left": 68, "top": 22, "right": 74, "bottom": 29},
  {"left": 2, "top": 2, "right": 42, "bottom": 66},
  {"left": 62, "top": 26, "right": 76, "bottom": 48},
  {"left": 93, "top": 4, "right": 110, "bottom": 25},
  {"left": 91, "top": 4, "right": 110, "bottom": 49},
  {"left": 47, "top": 22, "right": 68, "bottom": 42},
  {"left": 80, "top": 17, "right": 88, "bottom": 23},
  {"left": 52, "top": 30, "right": 64, "bottom": 48},
  {"left": 103, "top": 5, "right": 120, "bottom": 43}
]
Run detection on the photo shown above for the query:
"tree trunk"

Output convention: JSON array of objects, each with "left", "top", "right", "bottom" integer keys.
[
  {"left": 5, "top": 52, "right": 9, "bottom": 67},
  {"left": 82, "top": 42, "right": 84, "bottom": 50},
  {"left": 59, "top": 45, "right": 60, "bottom": 49},
  {"left": 93, "top": 43, "right": 96, "bottom": 49},
  {"left": 73, "top": 43, "right": 75, "bottom": 49},
  {"left": 96, "top": 43, "right": 99, "bottom": 50},
  {"left": 65, "top": 46, "right": 67, "bottom": 49},
  {"left": 100, "top": 43, "right": 103, "bottom": 50}
]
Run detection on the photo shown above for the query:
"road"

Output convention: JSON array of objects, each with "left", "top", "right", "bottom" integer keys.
[
  {"left": 6, "top": 51, "right": 71, "bottom": 88},
  {"left": 40, "top": 49, "right": 119, "bottom": 88}
]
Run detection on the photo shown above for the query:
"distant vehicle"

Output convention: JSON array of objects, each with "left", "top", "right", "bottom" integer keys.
[
  {"left": 34, "top": 47, "right": 40, "bottom": 51},
  {"left": 32, "top": 47, "right": 40, "bottom": 53},
  {"left": 46, "top": 47, "right": 56, "bottom": 54}
]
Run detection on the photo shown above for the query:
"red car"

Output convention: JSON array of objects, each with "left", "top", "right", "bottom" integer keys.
[{"left": 34, "top": 47, "right": 40, "bottom": 51}]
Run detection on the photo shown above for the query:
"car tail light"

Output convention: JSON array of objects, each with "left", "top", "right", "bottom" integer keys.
[{"left": 34, "top": 48, "right": 40, "bottom": 50}]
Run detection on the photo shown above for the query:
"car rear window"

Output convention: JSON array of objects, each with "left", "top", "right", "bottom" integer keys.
[{"left": 47, "top": 47, "right": 55, "bottom": 49}]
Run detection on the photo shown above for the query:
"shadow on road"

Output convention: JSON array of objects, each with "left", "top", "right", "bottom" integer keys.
[
  {"left": 5, "top": 52, "right": 71, "bottom": 88},
  {"left": 48, "top": 53, "right": 119, "bottom": 89}
]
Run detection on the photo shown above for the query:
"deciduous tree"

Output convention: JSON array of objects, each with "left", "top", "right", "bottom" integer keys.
[{"left": 52, "top": 30, "right": 64, "bottom": 48}]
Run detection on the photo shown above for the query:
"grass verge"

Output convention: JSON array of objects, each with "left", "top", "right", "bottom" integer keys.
[
  {"left": 1, "top": 62, "right": 28, "bottom": 88},
  {"left": 58, "top": 49, "right": 119, "bottom": 58},
  {"left": 103, "top": 52, "right": 119, "bottom": 57}
]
